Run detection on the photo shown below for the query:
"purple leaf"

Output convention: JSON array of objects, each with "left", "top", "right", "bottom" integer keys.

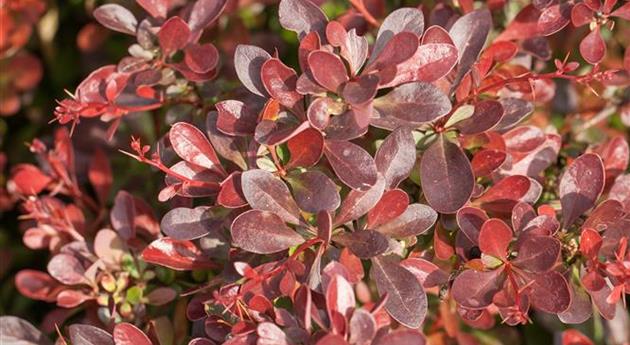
[
  {"left": 528, "top": 271, "right": 571, "bottom": 313},
  {"left": 69, "top": 324, "right": 113, "bottom": 345},
  {"left": 372, "top": 330, "right": 426, "bottom": 345},
  {"left": 161, "top": 207, "right": 224, "bottom": 240},
  {"left": 206, "top": 112, "right": 249, "bottom": 170},
  {"left": 348, "top": 309, "right": 376, "bottom": 345},
  {"left": 308, "top": 50, "right": 348, "bottom": 92},
  {"left": 215, "top": 100, "right": 258, "bottom": 136},
  {"left": 371, "top": 255, "right": 427, "bottom": 329},
  {"left": 370, "top": 8, "right": 425, "bottom": 65},
  {"left": 334, "top": 230, "right": 389, "bottom": 258},
  {"left": 137, "top": 0, "right": 168, "bottom": 18},
  {"left": 374, "top": 127, "right": 416, "bottom": 189},
  {"left": 324, "top": 140, "right": 378, "bottom": 191},
  {"left": 261, "top": 58, "right": 302, "bottom": 109},
  {"left": 234, "top": 45, "right": 271, "bottom": 97},
  {"left": 420, "top": 134, "right": 474, "bottom": 214},
  {"left": 512, "top": 236, "right": 560, "bottom": 273},
  {"left": 187, "top": 0, "right": 227, "bottom": 32},
  {"left": 170, "top": 122, "right": 223, "bottom": 173},
  {"left": 93, "top": 4, "right": 137, "bottom": 35},
  {"left": 334, "top": 175, "right": 385, "bottom": 225},
  {"left": 241, "top": 169, "right": 302, "bottom": 225},
  {"left": 278, "top": 0, "right": 328, "bottom": 39},
  {"left": 454, "top": 100, "right": 504, "bottom": 134},
  {"left": 158, "top": 17, "right": 190, "bottom": 55},
  {"left": 449, "top": 9, "right": 492, "bottom": 90},
  {"left": 47, "top": 254, "right": 85, "bottom": 285},
  {"left": 374, "top": 82, "right": 451, "bottom": 126},
  {"left": 0, "top": 316, "right": 52, "bottom": 345},
  {"left": 113, "top": 323, "right": 152, "bottom": 345},
  {"left": 376, "top": 204, "right": 437, "bottom": 238},
  {"left": 287, "top": 170, "right": 340, "bottom": 213},
  {"left": 231, "top": 210, "right": 304, "bottom": 254},
  {"left": 451, "top": 269, "right": 505, "bottom": 309},
  {"left": 380, "top": 43, "right": 458, "bottom": 87},
  {"left": 559, "top": 153, "right": 605, "bottom": 227}
]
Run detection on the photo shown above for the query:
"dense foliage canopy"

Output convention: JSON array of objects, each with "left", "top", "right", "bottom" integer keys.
[{"left": 1, "top": 0, "right": 629, "bottom": 344}]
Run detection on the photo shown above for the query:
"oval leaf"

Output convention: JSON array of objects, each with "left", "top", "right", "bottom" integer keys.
[
  {"left": 420, "top": 135, "right": 474, "bottom": 214},
  {"left": 241, "top": 169, "right": 302, "bottom": 225},
  {"left": 231, "top": 210, "right": 304, "bottom": 254}
]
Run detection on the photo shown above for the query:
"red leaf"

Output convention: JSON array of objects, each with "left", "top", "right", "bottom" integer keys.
[
  {"left": 348, "top": 309, "right": 376, "bottom": 344},
  {"left": 454, "top": 100, "right": 504, "bottom": 135},
  {"left": 478, "top": 219, "right": 512, "bottom": 259},
  {"left": 88, "top": 149, "right": 112, "bottom": 204},
  {"left": 308, "top": 50, "right": 348, "bottom": 92},
  {"left": 110, "top": 190, "right": 135, "bottom": 240},
  {"left": 158, "top": 17, "right": 190, "bottom": 55},
  {"left": 142, "top": 238, "right": 216, "bottom": 271},
  {"left": 137, "top": 0, "right": 168, "bottom": 18},
  {"left": 15, "top": 270, "right": 62, "bottom": 302},
  {"left": 579, "top": 28, "right": 606, "bottom": 65},
  {"left": 449, "top": 10, "right": 492, "bottom": 88},
  {"left": 537, "top": 2, "right": 572, "bottom": 36},
  {"left": 334, "top": 176, "right": 385, "bottom": 225},
  {"left": 215, "top": 100, "right": 258, "bottom": 136},
  {"left": 476, "top": 175, "right": 533, "bottom": 214},
  {"left": 170, "top": 122, "right": 223, "bottom": 174},
  {"left": 381, "top": 43, "right": 458, "bottom": 87},
  {"left": 401, "top": 258, "right": 449, "bottom": 288},
  {"left": 370, "top": 8, "right": 424, "bottom": 64},
  {"left": 69, "top": 324, "right": 113, "bottom": 345},
  {"left": 420, "top": 134, "right": 474, "bottom": 214},
  {"left": 611, "top": 1, "right": 630, "bottom": 20},
  {"left": 496, "top": 5, "right": 541, "bottom": 41},
  {"left": 376, "top": 204, "right": 437, "bottom": 238},
  {"left": 9, "top": 164, "right": 51, "bottom": 195},
  {"left": 261, "top": 58, "right": 302, "bottom": 109},
  {"left": 590, "top": 136, "right": 629, "bottom": 185},
  {"left": 365, "top": 32, "right": 419, "bottom": 76},
  {"left": 562, "top": 330, "right": 594, "bottom": 345},
  {"left": 335, "top": 230, "right": 389, "bottom": 259},
  {"left": 231, "top": 210, "right": 304, "bottom": 254},
  {"left": 579, "top": 228, "right": 602, "bottom": 258},
  {"left": 161, "top": 207, "right": 222, "bottom": 240},
  {"left": 286, "top": 127, "right": 324, "bottom": 169},
  {"left": 113, "top": 323, "right": 152, "bottom": 345},
  {"left": 367, "top": 189, "right": 409, "bottom": 228},
  {"left": 184, "top": 43, "right": 219, "bottom": 74},
  {"left": 218, "top": 172, "right": 247, "bottom": 208},
  {"left": 471, "top": 149, "right": 507, "bottom": 177},
  {"left": 571, "top": 3, "right": 594, "bottom": 27}
]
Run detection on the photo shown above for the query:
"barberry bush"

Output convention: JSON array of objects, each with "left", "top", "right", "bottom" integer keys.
[{"left": 1, "top": 0, "right": 630, "bottom": 344}]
